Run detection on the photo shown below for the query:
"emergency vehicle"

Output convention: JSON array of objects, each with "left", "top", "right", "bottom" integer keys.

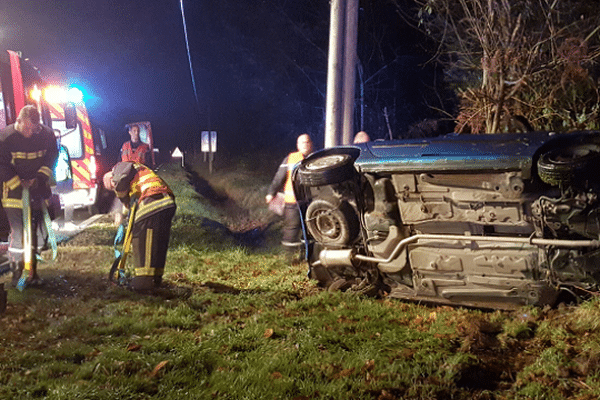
[
  {"left": 0, "top": 50, "right": 108, "bottom": 231},
  {"left": 49, "top": 88, "right": 109, "bottom": 213}
]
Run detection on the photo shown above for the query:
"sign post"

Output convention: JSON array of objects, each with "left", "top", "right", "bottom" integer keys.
[
  {"left": 201, "top": 130, "right": 217, "bottom": 173},
  {"left": 201, "top": 131, "right": 209, "bottom": 162},
  {"left": 210, "top": 131, "right": 217, "bottom": 174}
]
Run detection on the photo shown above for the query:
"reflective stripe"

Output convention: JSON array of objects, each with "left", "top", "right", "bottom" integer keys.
[
  {"left": 128, "top": 164, "right": 173, "bottom": 201},
  {"left": 2, "top": 198, "right": 22, "bottom": 209},
  {"left": 11, "top": 150, "right": 47, "bottom": 160},
  {"left": 135, "top": 267, "right": 163, "bottom": 277},
  {"left": 8, "top": 51, "right": 25, "bottom": 113},
  {"left": 144, "top": 228, "right": 153, "bottom": 268},
  {"left": 135, "top": 196, "right": 175, "bottom": 220},
  {"left": 5, "top": 176, "right": 20, "bottom": 190},
  {"left": 38, "top": 166, "right": 52, "bottom": 177}
]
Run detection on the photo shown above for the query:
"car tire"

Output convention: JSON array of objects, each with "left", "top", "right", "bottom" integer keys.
[
  {"left": 305, "top": 198, "right": 359, "bottom": 246},
  {"left": 538, "top": 144, "right": 600, "bottom": 186},
  {"left": 296, "top": 153, "right": 356, "bottom": 187}
]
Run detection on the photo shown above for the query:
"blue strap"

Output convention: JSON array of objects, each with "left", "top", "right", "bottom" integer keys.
[
  {"left": 112, "top": 198, "right": 138, "bottom": 268},
  {"left": 42, "top": 202, "right": 57, "bottom": 261},
  {"left": 17, "top": 187, "right": 32, "bottom": 291},
  {"left": 113, "top": 224, "right": 125, "bottom": 258}
]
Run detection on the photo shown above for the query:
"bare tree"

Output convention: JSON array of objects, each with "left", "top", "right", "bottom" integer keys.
[{"left": 402, "top": 0, "right": 600, "bottom": 133}]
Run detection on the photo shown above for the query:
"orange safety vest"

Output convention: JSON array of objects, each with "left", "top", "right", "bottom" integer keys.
[
  {"left": 283, "top": 151, "right": 304, "bottom": 204},
  {"left": 125, "top": 165, "right": 173, "bottom": 202},
  {"left": 120, "top": 164, "right": 175, "bottom": 221},
  {"left": 121, "top": 141, "right": 150, "bottom": 165}
]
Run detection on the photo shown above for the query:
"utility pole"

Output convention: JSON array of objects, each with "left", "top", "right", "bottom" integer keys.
[
  {"left": 341, "top": 0, "right": 358, "bottom": 145},
  {"left": 324, "top": 0, "right": 359, "bottom": 148}
]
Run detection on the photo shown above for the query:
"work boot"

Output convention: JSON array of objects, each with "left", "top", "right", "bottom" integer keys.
[
  {"left": 11, "top": 262, "right": 43, "bottom": 287},
  {"left": 27, "top": 270, "right": 44, "bottom": 287},
  {"left": 130, "top": 276, "right": 155, "bottom": 292},
  {"left": 10, "top": 262, "right": 23, "bottom": 287}
]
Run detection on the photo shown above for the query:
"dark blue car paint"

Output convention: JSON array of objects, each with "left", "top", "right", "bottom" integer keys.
[{"left": 350, "top": 132, "right": 579, "bottom": 175}]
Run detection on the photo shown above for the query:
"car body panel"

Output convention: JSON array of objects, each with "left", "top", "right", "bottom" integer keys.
[{"left": 354, "top": 131, "right": 590, "bottom": 174}]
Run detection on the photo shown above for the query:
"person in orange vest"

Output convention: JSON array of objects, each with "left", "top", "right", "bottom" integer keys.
[
  {"left": 115, "top": 124, "right": 152, "bottom": 226},
  {"left": 103, "top": 162, "right": 176, "bottom": 291},
  {"left": 121, "top": 125, "right": 151, "bottom": 166},
  {"left": 266, "top": 134, "right": 313, "bottom": 262}
]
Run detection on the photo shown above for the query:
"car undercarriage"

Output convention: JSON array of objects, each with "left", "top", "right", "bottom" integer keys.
[{"left": 293, "top": 131, "right": 600, "bottom": 310}]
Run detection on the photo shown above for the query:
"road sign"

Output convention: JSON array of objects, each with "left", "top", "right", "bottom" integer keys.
[
  {"left": 171, "top": 147, "right": 184, "bottom": 167},
  {"left": 210, "top": 131, "right": 217, "bottom": 152},
  {"left": 172, "top": 147, "right": 183, "bottom": 158},
  {"left": 201, "top": 131, "right": 210, "bottom": 152}
]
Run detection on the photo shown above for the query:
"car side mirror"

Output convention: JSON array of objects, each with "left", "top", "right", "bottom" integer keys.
[{"left": 64, "top": 103, "right": 77, "bottom": 129}]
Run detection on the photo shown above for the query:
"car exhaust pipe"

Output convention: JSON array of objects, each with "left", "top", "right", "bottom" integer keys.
[
  {"left": 319, "top": 248, "right": 356, "bottom": 267},
  {"left": 319, "top": 234, "right": 600, "bottom": 267}
]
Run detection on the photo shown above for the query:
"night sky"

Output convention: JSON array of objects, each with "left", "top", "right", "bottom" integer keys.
[
  {"left": 1, "top": 1, "right": 445, "bottom": 159},
  {"left": 1, "top": 0, "right": 198, "bottom": 153}
]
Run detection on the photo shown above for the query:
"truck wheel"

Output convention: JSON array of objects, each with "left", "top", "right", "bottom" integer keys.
[
  {"left": 305, "top": 199, "right": 358, "bottom": 246},
  {"left": 538, "top": 144, "right": 600, "bottom": 186},
  {"left": 296, "top": 153, "right": 356, "bottom": 187}
]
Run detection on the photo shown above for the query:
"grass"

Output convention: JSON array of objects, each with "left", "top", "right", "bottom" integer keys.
[{"left": 1, "top": 159, "right": 600, "bottom": 399}]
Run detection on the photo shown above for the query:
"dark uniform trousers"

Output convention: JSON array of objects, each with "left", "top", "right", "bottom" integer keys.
[
  {"left": 130, "top": 203, "right": 176, "bottom": 290},
  {"left": 282, "top": 203, "right": 301, "bottom": 246}
]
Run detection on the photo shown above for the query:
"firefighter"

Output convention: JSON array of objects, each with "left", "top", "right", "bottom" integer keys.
[
  {"left": 103, "top": 162, "right": 176, "bottom": 291},
  {"left": 265, "top": 133, "right": 313, "bottom": 262},
  {"left": 0, "top": 105, "right": 58, "bottom": 286},
  {"left": 121, "top": 124, "right": 151, "bottom": 166}
]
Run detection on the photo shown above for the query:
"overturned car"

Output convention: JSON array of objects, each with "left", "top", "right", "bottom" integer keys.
[{"left": 293, "top": 131, "right": 600, "bottom": 310}]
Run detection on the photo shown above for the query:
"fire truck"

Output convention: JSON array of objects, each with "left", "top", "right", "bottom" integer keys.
[
  {"left": 48, "top": 88, "right": 109, "bottom": 215},
  {"left": 0, "top": 50, "right": 109, "bottom": 235}
]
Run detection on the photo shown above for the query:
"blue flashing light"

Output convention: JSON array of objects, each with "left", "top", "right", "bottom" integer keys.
[{"left": 66, "top": 87, "right": 84, "bottom": 104}]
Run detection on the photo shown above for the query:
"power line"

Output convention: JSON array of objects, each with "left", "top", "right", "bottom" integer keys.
[{"left": 179, "top": 0, "right": 201, "bottom": 118}]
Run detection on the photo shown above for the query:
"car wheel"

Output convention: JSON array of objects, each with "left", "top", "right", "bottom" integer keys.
[
  {"left": 538, "top": 144, "right": 600, "bottom": 186},
  {"left": 305, "top": 198, "right": 359, "bottom": 246},
  {"left": 296, "top": 153, "right": 356, "bottom": 187}
]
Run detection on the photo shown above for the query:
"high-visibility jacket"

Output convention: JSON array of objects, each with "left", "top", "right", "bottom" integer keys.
[
  {"left": 267, "top": 151, "right": 305, "bottom": 205},
  {"left": 121, "top": 141, "right": 150, "bottom": 165},
  {"left": 282, "top": 151, "right": 304, "bottom": 203},
  {"left": 0, "top": 123, "right": 58, "bottom": 209},
  {"left": 111, "top": 162, "right": 175, "bottom": 221}
]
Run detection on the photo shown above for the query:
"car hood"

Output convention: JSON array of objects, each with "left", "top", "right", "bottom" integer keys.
[{"left": 354, "top": 131, "right": 584, "bottom": 176}]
